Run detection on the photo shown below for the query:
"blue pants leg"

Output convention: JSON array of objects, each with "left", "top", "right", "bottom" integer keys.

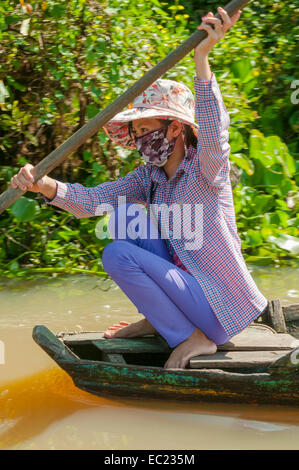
[{"left": 102, "top": 203, "right": 229, "bottom": 348}]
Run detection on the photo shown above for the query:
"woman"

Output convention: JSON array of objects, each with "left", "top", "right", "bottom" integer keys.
[{"left": 11, "top": 8, "right": 268, "bottom": 369}]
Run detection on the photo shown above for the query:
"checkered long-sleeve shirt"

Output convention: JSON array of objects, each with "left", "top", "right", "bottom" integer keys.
[{"left": 44, "top": 72, "right": 268, "bottom": 339}]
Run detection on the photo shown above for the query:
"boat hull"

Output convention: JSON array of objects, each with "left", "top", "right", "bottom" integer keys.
[
  {"left": 58, "top": 359, "right": 299, "bottom": 406},
  {"left": 32, "top": 324, "right": 299, "bottom": 405}
]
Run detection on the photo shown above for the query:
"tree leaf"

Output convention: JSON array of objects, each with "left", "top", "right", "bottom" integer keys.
[
  {"left": 245, "top": 255, "right": 274, "bottom": 265},
  {"left": 9, "top": 260, "right": 19, "bottom": 272},
  {"left": 249, "top": 130, "right": 276, "bottom": 167},
  {"left": 231, "top": 58, "right": 253, "bottom": 82},
  {"left": 245, "top": 229, "right": 263, "bottom": 246},
  {"left": 265, "top": 135, "right": 296, "bottom": 176},
  {"left": 252, "top": 194, "right": 275, "bottom": 214},
  {"left": 6, "top": 76, "right": 26, "bottom": 92},
  {"left": 230, "top": 129, "right": 244, "bottom": 153},
  {"left": 267, "top": 234, "right": 299, "bottom": 255},
  {"left": 10, "top": 197, "right": 41, "bottom": 222}
]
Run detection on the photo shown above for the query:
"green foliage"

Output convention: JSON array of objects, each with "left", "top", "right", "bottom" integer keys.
[
  {"left": 11, "top": 196, "right": 40, "bottom": 222},
  {"left": 0, "top": 0, "right": 298, "bottom": 279}
]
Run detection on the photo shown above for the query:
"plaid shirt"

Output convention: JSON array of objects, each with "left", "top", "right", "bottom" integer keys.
[{"left": 45, "top": 72, "right": 268, "bottom": 338}]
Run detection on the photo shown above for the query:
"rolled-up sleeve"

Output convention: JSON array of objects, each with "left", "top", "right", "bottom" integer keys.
[
  {"left": 44, "top": 165, "right": 147, "bottom": 218},
  {"left": 194, "top": 72, "right": 231, "bottom": 188}
]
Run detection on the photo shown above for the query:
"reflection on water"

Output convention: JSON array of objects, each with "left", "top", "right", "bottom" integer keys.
[
  {"left": 0, "top": 368, "right": 97, "bottom": 449},
  {"left": 0, "top": 266, "right": 298, "bottom": 450}
]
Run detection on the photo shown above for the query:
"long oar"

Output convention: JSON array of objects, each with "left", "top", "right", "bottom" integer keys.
[{"left": 0, "top": 0, "right": 249, "bottom": 215}]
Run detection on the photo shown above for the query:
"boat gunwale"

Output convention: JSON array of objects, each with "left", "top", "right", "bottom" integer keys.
[
  {"left": 61, "top": 335, "right": 299, "bottom": 379},
  {"left": 32, "top": 324, "right": 299, "bottom": 381},
  {"left": 55, "top": 356, "right": 282, "bottom": 381}
]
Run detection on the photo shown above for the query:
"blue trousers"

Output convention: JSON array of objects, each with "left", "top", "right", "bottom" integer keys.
[{"left": 102, "top": 203, "right": 229, "bottom": 348}]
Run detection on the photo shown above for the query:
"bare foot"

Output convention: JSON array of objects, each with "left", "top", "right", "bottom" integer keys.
[
  {"left": 104, "top": 318, "right": 157, "bottom": 339},
  {"left": 164, "top": 328, "right": 217, "bottom": 369}
]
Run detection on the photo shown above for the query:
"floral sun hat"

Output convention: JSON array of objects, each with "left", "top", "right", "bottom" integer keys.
[{"left": 103, "top": 79, "right": 199, "bottom": 149}]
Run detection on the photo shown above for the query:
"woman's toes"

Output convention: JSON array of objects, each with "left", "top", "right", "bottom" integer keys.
[{"left": 103, "top": 321, "right": 132, "bottom": 339}]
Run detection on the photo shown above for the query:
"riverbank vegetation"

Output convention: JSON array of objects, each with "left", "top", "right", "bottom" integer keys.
[{"left": 0, "top": 0, "right": 298, "bottom": 279}]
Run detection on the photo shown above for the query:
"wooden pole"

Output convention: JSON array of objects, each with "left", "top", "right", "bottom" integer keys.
[{"left": 0, "top": 0, "right": 250, "bottom": 214}]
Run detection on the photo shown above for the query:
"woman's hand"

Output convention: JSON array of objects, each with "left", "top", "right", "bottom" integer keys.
[
  {"left": 194, "top": 7, "right": 242, "bottom": 58},
  {"left": 10, "top": 163, "right": 57, "bottom": 200},
  {"left": 11, "top": 164, "right": 41, "bottom": 193}
]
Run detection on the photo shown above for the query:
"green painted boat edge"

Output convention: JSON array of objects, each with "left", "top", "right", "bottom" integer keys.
[{"left": 32, "top": 325, "right": 299, "bottom": 405}]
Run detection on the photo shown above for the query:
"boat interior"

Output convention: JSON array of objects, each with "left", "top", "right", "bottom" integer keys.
[{"left": 61, "top": 324, "right": 299, "bottom": 374}]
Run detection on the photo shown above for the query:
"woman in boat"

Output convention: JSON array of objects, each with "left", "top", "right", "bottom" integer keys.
[{"left": 10, "top": 8, "right": 268, "bottom": 369}]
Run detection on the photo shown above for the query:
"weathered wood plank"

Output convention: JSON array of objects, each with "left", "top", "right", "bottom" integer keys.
[
  {"left": 256, "top": 302, "right": 299, "bottom": 325},
  {"left": 189, "top": 350, "right": 288, "bottom": 369},
  {"left": 62, "top": 324, "right": 299, "bottom": 354},
  {"left": 62, "top": 332, "right": 105, "bottom": 343},
  {"left": 61, "top": 324, "right": 276, "bottom": 345},
  {"left": 101, "top": 353, "right": 127, "bottom": 365},
  {"left": 283, "top": 304, "right": 299, "bottom": 322},
  {"left": 91, "top": 336, "right": 171, "bottom": 354},
  {"left": 267, "top": 299, "right": 287, "bottom": 333},
  {"left": 218, "top": 328, "right": 299, "bottom": 351}
]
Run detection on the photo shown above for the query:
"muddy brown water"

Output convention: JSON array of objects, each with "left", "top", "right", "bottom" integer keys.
[{"left": 0, "top": 266, "right": 298, "bottom": 450}]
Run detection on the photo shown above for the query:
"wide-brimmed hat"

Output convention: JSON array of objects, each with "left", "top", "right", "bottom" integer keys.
[{"left": 103, "top": 79, "right": 199, "bottom": 149}]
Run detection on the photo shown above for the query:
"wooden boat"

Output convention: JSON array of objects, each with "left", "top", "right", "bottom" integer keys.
[{"left": 33, "top": 300, "right": 299, "bottom": 406}]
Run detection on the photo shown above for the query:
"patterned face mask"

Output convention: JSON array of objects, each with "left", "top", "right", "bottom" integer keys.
[{"left": 134, "top": 124, "right": 178, "bottom": 167}]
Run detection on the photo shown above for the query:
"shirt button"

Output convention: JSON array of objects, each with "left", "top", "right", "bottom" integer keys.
[{"left": 169, "top": 230, "right": 173, "bottom": 237}]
